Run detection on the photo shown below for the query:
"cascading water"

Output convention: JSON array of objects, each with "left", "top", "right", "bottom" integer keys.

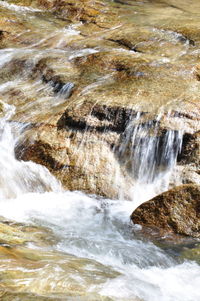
[
  {"left": 0, "top": 1, "right": 200, "bottom": 301},
  {"left": 0, "top": 76, "right": 199, "bottom": 301},
  {"left": 0, "top": 101, "right": 62, "bottom": 198},
  {"left": 117, "top": 112, "right": 183, "bottom": 207}
]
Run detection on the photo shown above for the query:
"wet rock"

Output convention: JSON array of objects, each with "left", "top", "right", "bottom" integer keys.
[
  {"left": 0, "top": 291, "right": 113, "bottom": 301},
  {"left": 0, "top": 221, "right": 28, "bottom": 245},
  {"left": 0, "top": 101, "right": 4, "bottom": 114},
  {"left": 131, "top": 184, "right": 200, "bottom": 238},
  {"left": 168, "top": 131, "right": 200, "bottom": 187},
  {"left": 0, "top": 292, "right": 61, "bottom": 301},
  {"left": 0, "top": 244, "right": 119, "bottom": 300},
  {"left": 0, "top": 12, "right": 25, "bottom": 48},
  {"left": 31, "top": 58, "right": 75, "bottom": 96},
  {"left": 0, "top": 217, "right": 57, "bottom": 247},
  {"left": 65, "top": 49, "right": 200, "bottom": 121},
  {"left": 8, "top": 0, "right": 114, "bottom": 26},
  {"left": 177, "top": 132, "right": 200, "bottom": 168},
  {"left": 57, "top": 101, "right": 135, "bottom": 133},
  {"left": 170, "top": 165, "right": 200, "bottom": 187},
  {"left": 14, "top": 95, "right": 200, "bottom": 198},
  {"left": 15, "top": 125, "right": 131, "bottom": 198},
  {"left": 181, "top": 243, "right": 200, "bottom": 264}
]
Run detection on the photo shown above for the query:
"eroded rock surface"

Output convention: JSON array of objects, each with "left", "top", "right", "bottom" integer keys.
[
  {"left": 15, "top": 123, "right": 131, "bottom": 198},
  {"left": 131, "top": 184, "right": 200, "bottom": 238}
]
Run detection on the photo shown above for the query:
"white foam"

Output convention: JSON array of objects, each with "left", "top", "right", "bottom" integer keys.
[
  {"left": 100, "top": 262, "right": 200, "bottom": 301},
  {"left": 1, "top": 190, "right": 199, "bottom": 301},
  {"left": 0, "top": 102, "right": 61, "bottom": 199}
]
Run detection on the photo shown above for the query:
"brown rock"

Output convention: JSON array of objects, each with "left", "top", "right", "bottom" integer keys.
[
  {"left": 15, "top": 124, "right": 131, "bottom": 199},
  {"left": 178, "top": 132, "right": 200, "bottom": 168},
  {"left": 131, "top": 184, "right": 200, "bottom": 238}
]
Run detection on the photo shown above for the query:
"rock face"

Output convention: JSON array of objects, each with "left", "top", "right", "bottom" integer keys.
[
  {"left": 15, "top": 123, "right": 130, "bottom": 198},
  {"left": 131, "top": 184, "right": 200, "bottom": 238}
]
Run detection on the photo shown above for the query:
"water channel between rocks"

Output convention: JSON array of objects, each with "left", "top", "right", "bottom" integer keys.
[{"left": 0, "top": 1, "right": 200, "bottom": 301}]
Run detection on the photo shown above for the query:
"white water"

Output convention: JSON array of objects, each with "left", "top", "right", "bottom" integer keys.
[
  {"left": 1, "top": 192, "right": 200, "bottom": 300},
  {"left": 0, "top": 101, "right": 61, "bottom": 198},
  {"left": 117, "top": 113, "right": 183, "bottom": 207},
  {"left": 0, "top": 103, "right": 199, "bottom": 301}
]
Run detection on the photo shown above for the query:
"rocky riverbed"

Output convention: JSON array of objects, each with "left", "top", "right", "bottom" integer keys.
[{"left": 0, "top": 0, "right": 200, "bottom": 300}]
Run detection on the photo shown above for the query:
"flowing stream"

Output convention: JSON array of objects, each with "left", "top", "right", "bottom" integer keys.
[{"left": 0, "top": 1, "right": 200, "bottom": 301}]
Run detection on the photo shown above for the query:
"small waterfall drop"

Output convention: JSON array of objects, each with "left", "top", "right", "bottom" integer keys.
[
  {"left": 116, "top": 112, "right": 183, "bottom": 206},
  {"left": 0, "top": 101, "right": 61, "bottom": 198}
]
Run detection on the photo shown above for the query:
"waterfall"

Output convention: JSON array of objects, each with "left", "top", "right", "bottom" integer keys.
[
  {"left": 0, "top": 101, "right": 61, "bottom": 199},
  {"left": 116, "top": 112, "right": 183, "bottom": 206}
]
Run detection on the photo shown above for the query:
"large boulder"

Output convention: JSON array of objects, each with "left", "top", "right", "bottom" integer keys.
[
  {"left": 131, "top": 184, "right": 200, "bottom": 238},
  {"left": 15, "top": 124, "right": 132, "bottom": 199}
]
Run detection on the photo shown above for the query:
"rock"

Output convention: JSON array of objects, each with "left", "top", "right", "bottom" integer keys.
[
  {"left": 131, "top": 184, "right": 200, "bottom": 238},
  {"left": 0, "top": 291, "right": 113, "bottom": 301},
  {"left": 177, "top": 132, "right": 200, "bottom": 168},
  {"left": 0, "top": 217, "right": 57, "bottom": 247},
  {"left": 15, "top": 124, "right": 131, "bottom": 199},
  {"left": 14, "top": 94, "right": 200, "bottom": 198},
  {"left": 170, "top": 165, "right": 200, "bottom": 187},
  {"left": 0, "top": 221, "right": 28, "bottom": 245},
  {"left": 0, "top": 216, "right": 120, "bottom": 299},
  {"left": 169, "top": 131, "right": 200, "bottom": 188},
  {"left": 6, "top": 0, "right": 114, "bottom": 26},
  {"left": 0, "top": 214, "right": 118, "bottom": 299},
  {"left": 181, "top": 243, "right": 200, "bottom": 264},
  {"left": 0, "top": 244, "right": 119, "bottom": 300}
]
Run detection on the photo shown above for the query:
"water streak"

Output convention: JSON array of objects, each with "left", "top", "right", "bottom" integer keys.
[{"left": 116, "top": 112, "right": 183, "bottom": 204}]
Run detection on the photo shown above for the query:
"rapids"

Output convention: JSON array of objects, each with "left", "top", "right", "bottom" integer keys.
[{"left": 0, "top": 1, "right": 200, "bottom": 301}]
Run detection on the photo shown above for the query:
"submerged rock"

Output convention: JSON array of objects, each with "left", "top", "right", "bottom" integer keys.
[
  {"left": 181, "top": 243, "right": 200, "bottom": 264},
  {"left": 131, "top": 184, "right": 200, "bottom": 238},
  {"left": 0, "top": 244, "right": 119, "bottom": 300},
  {"left": 0, "top": 291, "right": 114, "bottom": 301},
  {"left": 0, "top": 217, "right": 57, "bottom": 247},
  {"left": 0, "top": 221, "right": 28, "bottom": 245}
]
